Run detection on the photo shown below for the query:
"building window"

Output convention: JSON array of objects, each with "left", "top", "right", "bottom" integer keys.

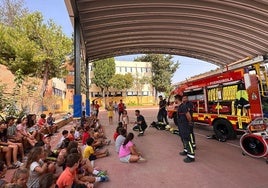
[
  {"left": 142, "top": 91, "right": 149, "bottom": 96},
  {"left": 53, "top": 88, "right": 63, "bottom": 97},
  {"left": 94, "top": 92, "right": 102, "bottom": 97},
  {"left": 115, "top": 92, "right": 122, "bottom": 97}
]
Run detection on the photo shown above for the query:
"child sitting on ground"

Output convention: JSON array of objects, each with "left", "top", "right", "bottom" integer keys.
[
  {"left": 118, "top": 132, "right": 146, "bottom": 163},
  {"left": 69, "top": 148, "right": 109, "bottom": 185},
  {"left": 115, "top": 128, "right": 127, "bottom": 153},
  {"left": 74, "top": 126, "right": 83, "bottom": 141},
  {"left": 67, "top": 129, "right": 75, "bottom": 141},
  {"left": 26, "top": 147, "right": 56, "bottom": 188},
  {"left": 82, "top": 126, "right": 91, "bottom": 146},
  {"left": 39, "top": 172, "right": 56, "bottom": 188},
  {"left": 83, "top": 138, "right": 109, "bottom": 167},
  {"left": 56, "top": 130, "right": 69, "bottom": 149},
  {"left": 56, "top": 153, "right": 86, "bottom": 187},
  {"left": 113, "top": 122, "right": 123, "bottom": 141},
  {"left": 9, "top": 167, "right": 29, "bottom": 188},
  {"left": 92, "top": 131, "right": 111, "bottom": 149},
  {"left": 0, "top": 161, "right": 7, "bottom": 187}
]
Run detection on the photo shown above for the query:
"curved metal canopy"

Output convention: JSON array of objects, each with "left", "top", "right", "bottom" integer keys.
[{"left": 65, "top": 0, "right": 268, "bottom": 66}]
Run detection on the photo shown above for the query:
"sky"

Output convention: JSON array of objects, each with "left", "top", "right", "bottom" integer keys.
[{"left": 24, "top": 0, "right": 218, "bottom": 84}]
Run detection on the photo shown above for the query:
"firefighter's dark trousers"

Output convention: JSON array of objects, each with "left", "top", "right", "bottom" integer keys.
[
  {"left": 157, "top": 109, "right": 169, "bottom": 125},
  {"left": 189, "top": 123, "right": 196, "bottom": 148},
  {"left": 182, "top": 138, "right": 195, "bottom": 159}
]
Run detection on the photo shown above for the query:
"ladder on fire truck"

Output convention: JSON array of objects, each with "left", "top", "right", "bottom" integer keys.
[
  {"left": 225, "top": 55, "right": 268, "bottom": 97},
  {"left": 226, "top": 56, "right": 268, "bottom": 129},
  {"left": 185, "top": 55, "right": 268, "bottom": 97}
]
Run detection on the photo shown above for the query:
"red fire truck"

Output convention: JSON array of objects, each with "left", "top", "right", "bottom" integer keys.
[{"left": 167, "top": 56, "right": 268, "bottom": 140}]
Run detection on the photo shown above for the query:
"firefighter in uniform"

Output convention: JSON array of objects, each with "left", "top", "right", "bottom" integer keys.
[
  {"left": 175, "top": 94, "right": 195, "bottom": 163},
  {"left": 182, "top": 95, "right": 196, "bottom": 149},
  {"left": 135, "top": 109, "right": 148, "bottom": 136},
  {"left": 234, "top": 83, "right": 250, "bottom": 116},
  {"left": 157, "top": 95, "right": 169, "bottom": 125}
]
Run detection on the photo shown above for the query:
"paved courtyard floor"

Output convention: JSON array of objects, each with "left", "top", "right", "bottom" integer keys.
[{"left": 3, "top": 107, "right": 268, "bottom": 188}]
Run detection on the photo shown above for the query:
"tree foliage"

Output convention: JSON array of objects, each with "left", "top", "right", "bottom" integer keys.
[
  {"left": 0, "top": 12, "right": 73, "bottom": 97},
  {"left": 0, "top": 0, "right": 72, "bottom": 114},
  {"left": 133, "top": 75, "right": 150, "bottom": 93},
  {"left": 133, "top": 75, "right": 150, "bottom": 105},
  {"left": 0, "top": 82, "right": 7, "bottom": 114},
  {"left": 135, "top": 54, "right": 179, "bottom": 95},
  {"left": 109, "top": 73, "right": 134, "bottom": 92},
  {"left": 91, "top": 58, "right": 116, "bottom": 92},
  {"left": 0, "top": 73, "right": 28, "bottom": 119}
]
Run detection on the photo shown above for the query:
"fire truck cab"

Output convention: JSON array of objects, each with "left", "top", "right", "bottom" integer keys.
[{"left": 168, "top": 56, "right": 268, "bottom": 140}]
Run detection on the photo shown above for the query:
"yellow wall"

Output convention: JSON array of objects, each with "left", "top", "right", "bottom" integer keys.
[{"left": 91, "top": 96, "right": 155, "bottom": 108}]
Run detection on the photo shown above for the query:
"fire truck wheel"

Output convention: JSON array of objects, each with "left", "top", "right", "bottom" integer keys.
[{"left": 213, "top": 119, "right": 236, "bottom": 140}]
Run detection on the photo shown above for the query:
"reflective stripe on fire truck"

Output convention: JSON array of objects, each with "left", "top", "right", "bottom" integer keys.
[
  {"left": 194, "top": 113, "right": 251, "bottom": 128},
  {"left": 215, "top": 102, "right": 222, "bottom": 115},
  {"left": 231, "top": 101, "right": 235, "bottom": 116}
]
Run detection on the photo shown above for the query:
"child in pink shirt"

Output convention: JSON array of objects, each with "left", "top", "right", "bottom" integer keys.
[{"left": 118, "top": 132, "right": 146, "bottom": 163}]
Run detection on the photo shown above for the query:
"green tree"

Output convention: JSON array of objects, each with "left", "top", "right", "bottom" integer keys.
[
  {"left": 135, "top": 54, "right": 179, "bottom": 98},
  {"left": 0, "top": 82, "right": 8, "bottom": 119},
  {"left": 0, "top": 12, "right": 72, "bottom": 112},
  {"left": 133, "top": 75, "right": 150, "bottom": 105},
  {"left": 0, "top": 65, "right": 28, "bottom": 119},
  {"left": 109, "top": 73, "right": 134, "bottom": 95},
  {"left": 92, "top": 58, "right": 116, "bottom": 104}
]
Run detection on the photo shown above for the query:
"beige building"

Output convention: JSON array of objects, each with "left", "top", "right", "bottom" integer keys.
[{"left": 89, "top": 60, "right": 154, "bottom": 106}]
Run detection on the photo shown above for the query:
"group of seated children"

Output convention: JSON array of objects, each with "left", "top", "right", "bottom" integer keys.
[
  {"left": 114, "top": 119, "right": 147, "bottom": 163},
  {"left": 55, "top": 115, "right": 110, "bottom": 187},
  {"left": 0, "top": 113, "right": 110, "bottom": 188},
  {"left": 0, "top": 113, "right": 59, "bottom": 170}
]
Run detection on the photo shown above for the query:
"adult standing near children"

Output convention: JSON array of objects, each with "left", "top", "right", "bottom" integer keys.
[
  {"left": 157, "top": 95, "right": 169, "bottom": 125},
  {"left": 175, "top": 95, "right": 195, "bottom": 163},
  {"left": 91, "top": 101, "right": 96, "bottom": 116},
  {"left": 95, "top": 101, "right": 100, "bottom": 118},
  {"left": 134, "top": 110, "right": 148, "bottom": 136},
  {"left": 118, "top": 99, "right": 125, "bottom": 122},
  {"left": 182, "top": 95, "right": 196, "bottom": 149}
]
